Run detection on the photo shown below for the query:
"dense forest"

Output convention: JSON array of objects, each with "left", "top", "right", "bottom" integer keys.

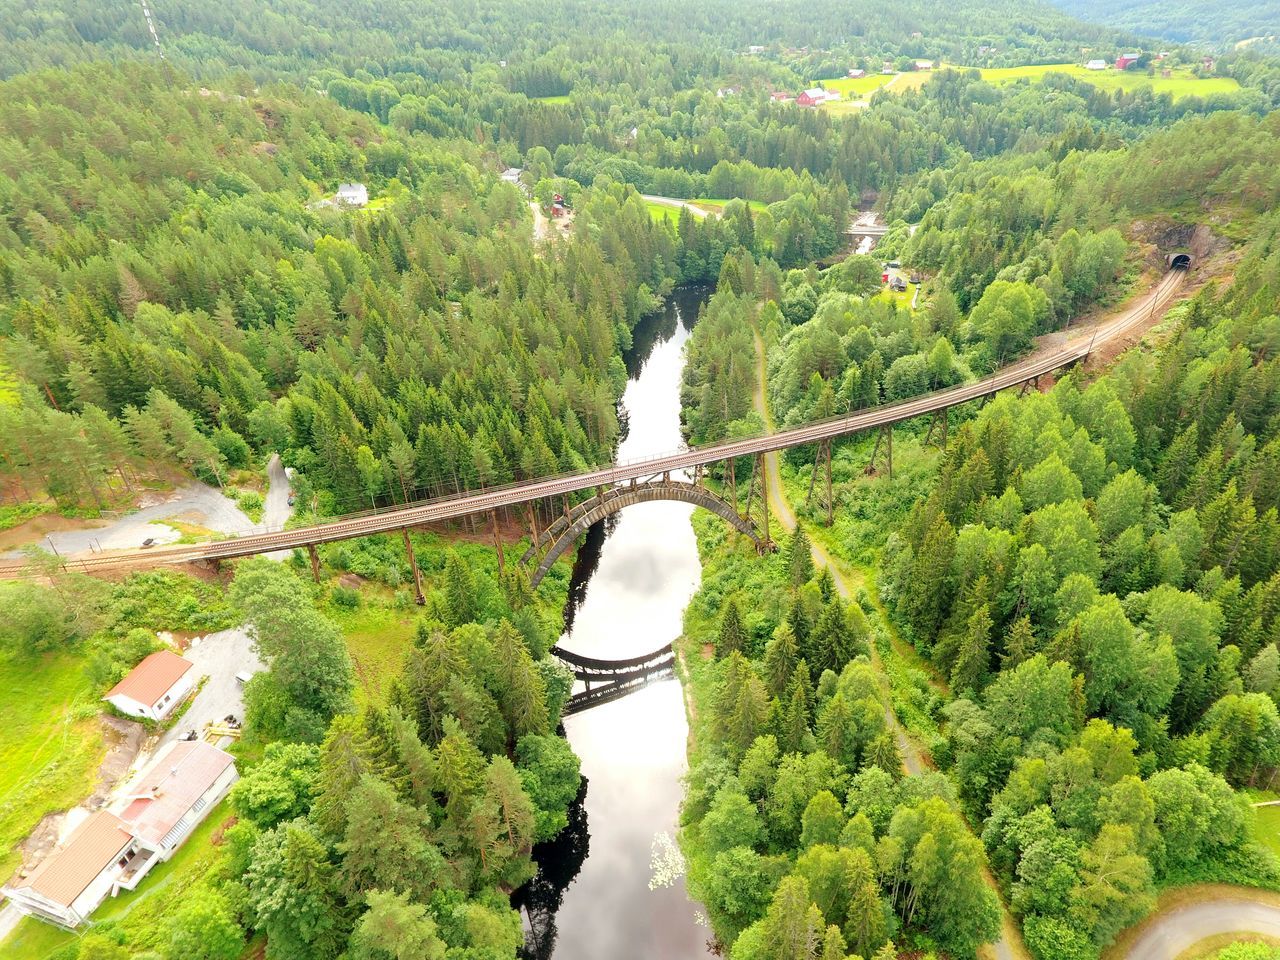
[
  {"left": 1052, "top": 0, "right": 1280, "bottom": 44},
  {"left": 674, "top": 99, "right": 1280, "bottom": 960}
]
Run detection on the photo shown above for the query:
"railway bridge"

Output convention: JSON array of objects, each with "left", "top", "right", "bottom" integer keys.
[{"left": 0, "top": 268, "right": 1187, "bottom": 589}]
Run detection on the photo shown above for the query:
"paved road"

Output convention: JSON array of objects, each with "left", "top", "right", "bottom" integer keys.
[
  {"left": 640, "top": 195, "right": 709, "bottom": 219},
  {"left": 1, "top": 481, "right": 256, "bottom": 560},
  {"left": 1124, "top": 900, "right": 1280, "bottom": 959},
  {"left": 260, "top": 454, "right": 294, "bottom": 561}
]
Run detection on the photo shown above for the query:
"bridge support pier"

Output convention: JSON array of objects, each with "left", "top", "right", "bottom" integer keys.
[
  {"left": 307, "top": 544, "right": 321, "bottom": 583},
  {"left": 925, "top": 407, "right": 949, "bottom": 449},
  {"left": 867, "top": 424, "right": 893, "bottom": 478},
  {"left": 490, "top": 511, "right": 504, "bottom": 576},
  {"left": 806, "top": 439, "right": 835, "bottom": 525},
  {"left": 758, "top": 452, "right": 771, "bottom": 551},
  {"left": 402, "top": 529, "right": 425, "bottom": 605}
]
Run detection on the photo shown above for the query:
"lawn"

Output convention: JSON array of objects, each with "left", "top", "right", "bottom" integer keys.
[
  {"left": 531, "top": 93, "right": 571, "bottom": 104},
  {"left": 0, "top": 650, "right": 106, "bottom": 880},
  {"left": 1252, "top": 804, "right": 1280, "bottom": 860},
  {"left": 0, "top": 799, "right": 236, "bottom": 959},
  {"left": 332, "top": 602, "right": 419, "bottom": 705},
  {"left": 976, "top": 63, "right": 1241, "bottom": 99},
  {"left": 811, "top": 73, "right": 896, "bottom": 98},
  {"left": 874, "top": 281, "right": 919, "bottom": 310},
  {"left": 646, "top": 199, "right": 681, "bottom": 223}
]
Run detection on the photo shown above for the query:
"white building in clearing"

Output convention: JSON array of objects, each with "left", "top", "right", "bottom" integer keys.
[
  {"left": 103, "top": 650, "right": 195, "bottom": 722},
  {"left": 1, "top": 742, "right": 237, "bottom": 929},
  {"left": 0, "top": 812, "right": 136, "bottom": 928},
  {"left": 336, "top": 182, "right": 369, "bottom": 207},
  {"left": 1085, "top": 59, "right": 1108, "bottom": 71}
]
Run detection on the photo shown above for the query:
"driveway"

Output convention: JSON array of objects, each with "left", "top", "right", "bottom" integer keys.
[
  {"left": 260, "top": 454, "right": 295, "bottom": 561},
  {"left": 151, "top": 627, "right": 264, "bottom": 756}
]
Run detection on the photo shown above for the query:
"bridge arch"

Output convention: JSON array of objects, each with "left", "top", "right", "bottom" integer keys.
[{"left": 524, "top": 478, "right": 761, "bottom": 588}]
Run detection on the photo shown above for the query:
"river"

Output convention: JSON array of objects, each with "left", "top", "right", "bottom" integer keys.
[{"left": 514, "top": 287, "right": 712, "bottom": 959}]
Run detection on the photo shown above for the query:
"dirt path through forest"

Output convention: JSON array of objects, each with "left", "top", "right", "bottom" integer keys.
[{"left": 750, "top": 323, "right": 1025, "bottom": 960}]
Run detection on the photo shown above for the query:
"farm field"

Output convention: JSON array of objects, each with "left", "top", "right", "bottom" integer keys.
[
  {"left": 976, "top": 62, "right": 1241, "bottom": 97},
  {"left": 0, "top": 651, "right": 105, "bottom": 880},
  {"left": 647, "top": 196, "right": 769, "bottom": 222},
  {"left": 812, "top": 63, "right": 1240, "bottom": 113},
  {"left": 530, "top": 93, "right": 571, "bottom": 103}
]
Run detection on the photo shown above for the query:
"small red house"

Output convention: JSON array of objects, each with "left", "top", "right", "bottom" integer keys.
[{"left": 1115, "top": 54, "right": 1140, "bottom": 70}]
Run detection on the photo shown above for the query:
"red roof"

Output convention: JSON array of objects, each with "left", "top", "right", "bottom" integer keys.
[
  {"left": 120, "top": 741, "right": 234, "bottom": 846},
  {"left": 10, "top": 812, "right": 133, "bottom": 907},
  {"left": 105, "top": 650, "right": 193, "bottom": 708}
]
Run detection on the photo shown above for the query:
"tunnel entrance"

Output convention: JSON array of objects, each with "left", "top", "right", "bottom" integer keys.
[{"left": 1167, "top": 251, "right": 1192, "bottom": 269}]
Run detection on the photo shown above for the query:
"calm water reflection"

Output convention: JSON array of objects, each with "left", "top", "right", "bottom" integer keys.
[{"left": 516, "top": 289, "right": 711, "bottom": 959}]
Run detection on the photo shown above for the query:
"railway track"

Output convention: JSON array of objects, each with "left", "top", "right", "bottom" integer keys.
[{"left": 0, "top": 269, "right": 1186, "bottom": 579}]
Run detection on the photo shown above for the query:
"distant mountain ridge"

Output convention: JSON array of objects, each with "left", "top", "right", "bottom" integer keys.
[{"left": 1051, "top": 0, "right": 1280, "bottom": 44}]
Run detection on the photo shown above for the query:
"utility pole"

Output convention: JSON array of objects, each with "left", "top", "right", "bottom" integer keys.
[{"left": 139, "top": 0, "right": 165, "bottom": 59}]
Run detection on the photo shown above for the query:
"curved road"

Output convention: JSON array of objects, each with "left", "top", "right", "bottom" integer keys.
[
  {"left": 1124, "top": 899, "right": 1280, "bottom": 959},
  {"left": 0, "top": 269, "right": 1185, "bottom": 579}
]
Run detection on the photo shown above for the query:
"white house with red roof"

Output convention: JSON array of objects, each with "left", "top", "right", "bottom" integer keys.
[
  {"left": 120, "top": 740, "right": 237, "bottom": 859},
  {"left": 1, "top": 742, "right": 237, "bottom": 929},
  {"left": 103, "top": 649, "right": 196, "bottom": 721}
]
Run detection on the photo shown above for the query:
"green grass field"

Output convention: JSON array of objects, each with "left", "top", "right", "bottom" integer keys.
[
  {"left": 0, "top": 651, "right": 106, "bottom": 880},
  {"left": 1252, "top": 804, "right": 1280, "bottom": 860},
  {"left": 646, "top": 197, "right": 769, "bottom": 223},
  {"left": 976, "top": 63, "right": 1240, "bottom": 99},
  {"left": 646, "top": 199, "right": 681, "bottom": 223},
  {"left": 531, "top": 93, "right": 571, "bottom": 104},
  {"left": 874, "top": 282, "right": 919, "bottom": 310},
  {"left": 811, "top": 64, "right": 1239, "bottom": 115},
  {"left": 812, "top": 73, "right": 897, "bottom": 99}
]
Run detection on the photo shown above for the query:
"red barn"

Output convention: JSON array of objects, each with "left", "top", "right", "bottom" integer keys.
[{"left": 1115, "top": 53, "right": 1140, "bottom": 70}]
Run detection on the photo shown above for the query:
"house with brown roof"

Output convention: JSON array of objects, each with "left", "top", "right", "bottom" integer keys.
[
  {"left": 1, "top": 742, "right": 237, "bottom": 929},
  {"left": 103, "top": 649, "right": 195, "bottom": 721},
  {"left": 1, "top": 812, "right": 136, "bottom": 928}
]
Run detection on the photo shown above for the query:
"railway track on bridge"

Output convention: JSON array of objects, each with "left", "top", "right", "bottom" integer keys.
[{"left": 0, "top": 269, "right": 1186, "bottom": 579}]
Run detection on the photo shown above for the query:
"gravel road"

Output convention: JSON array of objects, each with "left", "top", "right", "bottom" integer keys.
[{"left": 1, "top": 482, "right": 256, "bottom": 560}]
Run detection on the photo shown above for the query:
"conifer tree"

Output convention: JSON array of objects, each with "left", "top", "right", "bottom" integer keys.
[
  {"left": 843, "top": 846, "right": 886, "bottom": 959},
  {"left": 765, "top": 622, "right": 801, "bottom": 698},
  {"left": 443, "top": 551, "right": 478, "bottom": 627},
  {"left": 790, "top": 525, "right": 815, "bottom": 587},
  {"left": 718, "top": 599, "right": 746, "bottom": 657},
  {"left": 951, "top": 603, "right": 992, "bottom": 694},
  {"left": 1001, "top": 615, "right": 1037, "bottom": 670}
]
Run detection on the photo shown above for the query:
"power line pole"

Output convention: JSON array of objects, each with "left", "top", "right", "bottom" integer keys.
[{"left": 139, "top": 0, "right": 165, "bottom": 60}]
